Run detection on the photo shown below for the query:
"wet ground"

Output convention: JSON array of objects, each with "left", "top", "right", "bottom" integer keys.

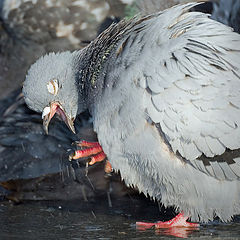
[{"left": 1, "top": 196, "right": 240, "bottom": 239}]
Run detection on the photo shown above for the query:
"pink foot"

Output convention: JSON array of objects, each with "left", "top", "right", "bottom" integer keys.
[
  {"left": 69, "top": 140, "right": 112, "bottom": 173},
  {"left": 136, "top": 213, "right": 199, "bottom": 230}
]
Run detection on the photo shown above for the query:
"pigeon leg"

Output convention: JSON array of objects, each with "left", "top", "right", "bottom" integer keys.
[
  {"left": 70, "top": 141, "right": 112, "bottom": 173},
  {"left": 136, "top": 212, "right": 199, "bottom": 230}
]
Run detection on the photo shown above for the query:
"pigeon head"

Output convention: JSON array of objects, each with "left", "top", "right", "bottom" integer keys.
[{"left": 23, "top": 51, "right": 80, "bottom": 134}]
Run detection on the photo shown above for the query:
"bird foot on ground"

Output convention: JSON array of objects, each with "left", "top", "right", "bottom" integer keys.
[
  {"left": 136, "top": 213, "right": 199, "bottom": 230},
  {"left": 69, "top": 140, "right": 112, "bottom": 173}
]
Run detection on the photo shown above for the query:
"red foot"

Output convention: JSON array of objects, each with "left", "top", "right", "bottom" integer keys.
[
  {"left": 72, "top": 145, "right": 103, "bottom": 159},
  {"left": 136, "top": 213, "right": 199, "bottom": 230},
  {"left": 70, "top": 140, "right": 112, "bottom": 173},
  {"left": 89, "top": 152, "right": 107, "bottom": 165}
]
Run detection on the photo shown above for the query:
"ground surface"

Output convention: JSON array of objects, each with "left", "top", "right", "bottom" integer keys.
[{"left": 1, "top": 196, "right": 240, "bottom": 239}]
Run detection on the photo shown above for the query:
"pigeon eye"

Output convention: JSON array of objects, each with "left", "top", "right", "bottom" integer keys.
[{"left": 47, "top": 79, "right": 59, "bottom": 96}]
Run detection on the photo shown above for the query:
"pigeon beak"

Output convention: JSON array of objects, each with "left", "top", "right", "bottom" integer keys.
[{"left": 42, "top": 102, "right": 76, "bottom": 134}]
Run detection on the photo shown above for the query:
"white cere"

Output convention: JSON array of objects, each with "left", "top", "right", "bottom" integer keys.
[
  {"left": 47, "top": 79, "right": 59, "bottom": 96},
  {"left": 42, "top": 106, "right": 51, "bottom": 119}
]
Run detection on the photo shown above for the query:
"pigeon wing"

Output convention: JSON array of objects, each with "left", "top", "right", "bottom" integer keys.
[{"left": 136, "top": 4, "right": 240, "bottom": 180}]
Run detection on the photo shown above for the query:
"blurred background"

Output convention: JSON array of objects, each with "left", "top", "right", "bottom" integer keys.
[{"left": 0, "top": 0, "right": 240, "bottom": 239}]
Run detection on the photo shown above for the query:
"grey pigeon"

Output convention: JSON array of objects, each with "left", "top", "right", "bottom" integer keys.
[{"left": 23, "top": 2, "right": 240, "bottom": 222}]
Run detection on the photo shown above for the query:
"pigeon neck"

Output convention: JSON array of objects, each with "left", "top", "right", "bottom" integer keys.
[{"left": 75, "top": 20, "right": 133, "bottom": 111}]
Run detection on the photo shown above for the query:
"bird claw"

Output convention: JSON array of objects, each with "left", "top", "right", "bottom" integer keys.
[
  {"left": 136, "top": 213, "right": 199, "bottom": 230},
  {"left": 69, "top": 140, "right": 112, "bottom": 173}
]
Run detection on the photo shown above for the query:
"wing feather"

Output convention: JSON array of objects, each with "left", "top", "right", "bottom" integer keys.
[{"left": 139, "top": 3, "right": 240, "bottom": 180}]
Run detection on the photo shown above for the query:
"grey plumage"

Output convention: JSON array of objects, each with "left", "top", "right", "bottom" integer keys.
[{"left": 23, "top": 2, "right": 240, "bottom": 222}]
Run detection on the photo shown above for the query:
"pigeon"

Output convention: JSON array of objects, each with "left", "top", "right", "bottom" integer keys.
[{"left": 23, "top": 2, "right": 240, "bottom": 226}]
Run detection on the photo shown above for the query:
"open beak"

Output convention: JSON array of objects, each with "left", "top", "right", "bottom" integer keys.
[{"left": 42, "top": 102, "right": 75, "bottom": 134}]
